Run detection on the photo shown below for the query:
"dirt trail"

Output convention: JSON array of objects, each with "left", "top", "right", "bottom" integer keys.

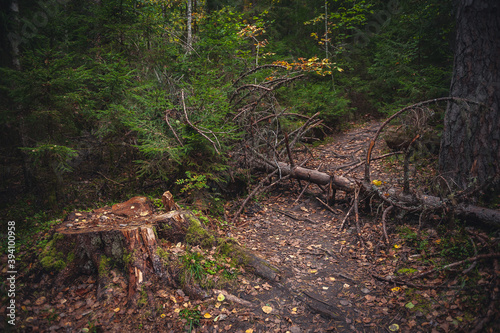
[{"left": 225, "top": 121, "right": 398, "bottom": 332}]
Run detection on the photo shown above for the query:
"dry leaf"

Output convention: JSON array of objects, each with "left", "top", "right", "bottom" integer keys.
[
  {"left": 262, "top": 305, "right": 272, "bottom": 314},
  {"left": 388, "top": 323, "right": 399, "bottom": 331}
]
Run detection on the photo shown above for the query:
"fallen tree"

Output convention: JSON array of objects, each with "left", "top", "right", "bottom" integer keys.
[{"left": 228, "top": 95, "right": 499, "bottom": 229}]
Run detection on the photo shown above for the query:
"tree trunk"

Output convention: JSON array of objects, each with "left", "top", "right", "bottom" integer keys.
[
  {"left": 186, "top": 0, "right": 193, "bottom": 53},
  {"left": 439, "top": 0, "right": 500, "bottom": 190}
]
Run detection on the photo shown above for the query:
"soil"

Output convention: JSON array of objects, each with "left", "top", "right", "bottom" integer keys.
[{"left": 3, "top": 121, "right": 499, "bottom": 333}]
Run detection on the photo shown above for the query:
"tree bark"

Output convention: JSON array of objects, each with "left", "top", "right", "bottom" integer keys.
[
  {"left": 439, "top": 0, "right": 500, "bottom": 190},
  {"left": 186, "top": 0, "right": 193, "bottom": 53}
]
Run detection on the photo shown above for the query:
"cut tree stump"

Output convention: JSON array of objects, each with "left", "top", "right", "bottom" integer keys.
[{"left": 48, "top": 195, "right": 214, "bottom": 303}]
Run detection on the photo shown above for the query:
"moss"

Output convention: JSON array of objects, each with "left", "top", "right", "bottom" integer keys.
[
  {"left": 156, "top": 247, "right": 170, "bottom": 264},
  {"left": 217, "top": 238, "right": 249, "bottom": 265},
  {"left": 122, "top": 250, "right": 133, "bottom": 266},
  {"left": 98, "top": 256, "right": 112, "bottom": 277},
  {"left": 185, "top": 214, "right": 215, "bottom": 247},
  {"left": 66, "top": 252, "right": 75, "bottom": 264},
  {"left": 137, "top": 286, "right": 148, "bottom": 307},
  {"left": 397, "top": 267, "right": 418, "bottom": 275},
  {"left": 39, "top": 233, "right": 67, "bottom": 271}
]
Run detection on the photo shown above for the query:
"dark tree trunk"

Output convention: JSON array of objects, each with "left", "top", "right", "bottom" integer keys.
[{"left": 439, "top": 0, "right": 500, "bottom": 190}]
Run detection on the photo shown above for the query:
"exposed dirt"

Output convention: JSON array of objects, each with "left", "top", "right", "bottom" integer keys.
[{"left": 4, "top": 121, "right": 499, "bottom": 333}]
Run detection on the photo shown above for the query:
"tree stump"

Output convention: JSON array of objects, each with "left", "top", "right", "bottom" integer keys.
[{"left": 44, "top": 195, "right": 213, "bottom": 304}]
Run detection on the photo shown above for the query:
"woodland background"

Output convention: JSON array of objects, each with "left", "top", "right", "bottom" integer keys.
[{"left": 0, "top": 0, "right": 455, "bottom": 228}]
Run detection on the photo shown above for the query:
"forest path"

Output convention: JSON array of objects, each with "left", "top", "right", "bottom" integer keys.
[{"left": 226, "top": 121, "right": 402, "bottom": 332}]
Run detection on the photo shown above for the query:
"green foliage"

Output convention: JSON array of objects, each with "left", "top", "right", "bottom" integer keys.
[
  {"left": 281, "top": 79, "right": 353, "bottom": 128},
  {"left": 176, "top": 172, "right": 210, "bottom": 194},
  {"left": 179, "top": 306, "right": 201, "bottom": 331},
  {"left": 398, "top": 226, "right": 430, "bottom": 255},
  {"left": 179, "top": 246, "right": 238, "bottom": 288}
]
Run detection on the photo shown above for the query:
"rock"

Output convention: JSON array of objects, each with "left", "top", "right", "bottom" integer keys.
[{"left": 111, "top": 196, "right": 154, "bottom": 217}]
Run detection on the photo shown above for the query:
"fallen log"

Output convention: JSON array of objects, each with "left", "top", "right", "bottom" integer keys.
[
  {"left": 260, "top": 162, "right": 500, "bottom": 228},
  {"left": 274, "top": 162, "right": 355, "bottom": 192}
]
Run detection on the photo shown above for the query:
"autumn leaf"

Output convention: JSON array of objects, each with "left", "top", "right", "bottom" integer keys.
[
  {"left": 204, "top": 312, "right": 212, "bottom": 319},
  {"left": 113, "top": 307, "right": 120, "bottom": 313},
  {"left": 405, "top": 302, "right": 415, "bottom": 309},
  {"left": 262, "top": 305, "right": 272, "bottom": 314},
  {"left": 372, "top": 179, "right": 382, "bottom": 186},
  {"left": 391, "top": 287, "right": 401, "bottom": 292},
  {"left": 388, "top": 323, "right": 399, "bottom": 331},
  {"left": 217, "top": 293, "right": 225, "bottom": 302}
]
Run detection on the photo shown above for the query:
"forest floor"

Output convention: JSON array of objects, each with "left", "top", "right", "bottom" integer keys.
[{"left": 3, "top": 121, "right": 499, "bottom": 333}]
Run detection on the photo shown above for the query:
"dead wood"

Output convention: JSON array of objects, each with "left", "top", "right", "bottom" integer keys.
[
  {"left": 299, "top": 291, "right": 342, "bottom": 320},
  {"left": 409, "top": 253, "right": 500, "bottom": 280},
  {"left": 213, "top": 289, "right": 255, "bottom": 308}
]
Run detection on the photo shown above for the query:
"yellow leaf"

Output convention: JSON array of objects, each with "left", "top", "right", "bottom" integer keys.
[
  {"left": 309, "top": 269, "right": 318, "bottom": 274},
  {"left": 160, "top": 313, "right": 166, "bottom": 318},
  {"left": 394, "top": 244, "right": 401, "bottom": 249},
  {"left": 245, "top": 329, "right": 254, "bottom": 333},
  {"left": 217, "top": 293, "right": 225, "bottom": 302},
  {"left": 389, "top": 323, "right": 399, "bottom": 331},
  {"left": 174, "top": 308, "right": 180, "bottom": 313},
  {"left": 391, "top": 287, "right": 401, "bottom": 292},
  {"left": 204, "top": 313, "right": 212, "bottom": 319},
  {"left": 372, "top": 180, "right": 382, "bottom": 186},
  {"left": 262, "top": 305, "right": 272, "bottom": 314},
  {"left": 113, "top": 307, "right": 120, "bottom": 313}
]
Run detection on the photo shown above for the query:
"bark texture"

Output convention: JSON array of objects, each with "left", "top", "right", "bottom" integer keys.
[{"left": 439, "top": 0, "right": 500, "bottom": 190}]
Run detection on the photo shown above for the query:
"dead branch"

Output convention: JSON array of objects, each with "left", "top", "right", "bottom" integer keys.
[
  {"left": 180, "top": 90, "right": 221, "bottom": 154},
  {"left": 409, "top": 253, "right": 500, "bottom": 280},
  {"left": 364, "top": 97, "right": 487, "bottom": 182},
  {"left": 165, "top": 110, "right": 184, "bottom": 147},
  {"left": 381, "top": 205, "right": 393, "bottom": 244}
]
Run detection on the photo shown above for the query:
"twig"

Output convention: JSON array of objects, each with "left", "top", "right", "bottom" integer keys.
[
  {"left": 364, "top": 96, "right": 486, "bottom": 182},
  {"left": 293, "top": 182, "right": 310, "bottom": 205},
  {"left": 232, "top": 169, "right": 279, "bottom": 225},
  {"left": 165, "top": 110, "right": 184, "bottom": 147},
  {"left": 180, "top": 90, "right": 221, "bottom": 154},
  {"left": 403, "top": 134, "right": 419, "bottom": 194},
  {"left": 409, "top": 253, "right": 500, "bottom": 280},
  {"left": 353, "top": 185, "right": 364, "bottom": 245},
  {"left": 273, "top": 208, "right": 318, "bottom": 224},
  {"left": 340, "top": 151, "right": 403, "bottom": 177},
  {"left": 340, "top": 198, "right": 355, "bottom": 230},
  {"left": 284, "top": 132, "right": 294, "bottom": 168},
  {"left": 381, "top": 205, "right": 393, "bottom": 244},
  {"left": 96, "top": 171, "right": 124, "bottom": 186},
  {"left": 462, "top": 238, "right": 477, "bottom": 274}
]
